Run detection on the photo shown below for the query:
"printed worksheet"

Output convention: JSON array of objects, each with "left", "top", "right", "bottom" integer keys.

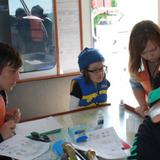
[
  {"left": 0, "top": 117, "right": 63, "bottom": 160},
  {"left": 73, "top": 127, "right": 127, "bottom": 160},
  {"left": 0, "top": 135, "right": 50, "bottom": 160}
]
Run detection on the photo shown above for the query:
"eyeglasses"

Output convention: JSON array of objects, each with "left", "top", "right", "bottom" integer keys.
[{"left": 87, "top": 65, "right": 107, "bottom": 74}]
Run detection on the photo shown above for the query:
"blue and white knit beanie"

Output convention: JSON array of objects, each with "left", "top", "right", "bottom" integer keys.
[{"left": 78, "top": 47, "right": 104, "bottom": 71}]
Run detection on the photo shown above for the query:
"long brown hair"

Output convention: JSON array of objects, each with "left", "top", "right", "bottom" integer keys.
[{"left": 129, "top": 20, "right": 160, "bottom": 75}]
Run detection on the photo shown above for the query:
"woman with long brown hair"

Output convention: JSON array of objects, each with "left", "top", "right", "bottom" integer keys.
[{"left": 129, "top": 20, "right": 160, "bottom": 116}]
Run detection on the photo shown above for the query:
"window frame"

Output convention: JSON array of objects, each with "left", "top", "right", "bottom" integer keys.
[{"left": 17, "top": 0, "right": 83, "bottom": 82}]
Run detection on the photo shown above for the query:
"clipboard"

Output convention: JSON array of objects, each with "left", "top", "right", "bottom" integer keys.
[{"left": 123, "top": 103, "right": 144, "bottom": 118}]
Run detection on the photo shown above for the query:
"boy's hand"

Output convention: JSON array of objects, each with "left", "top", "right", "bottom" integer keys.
[
  {"left": 0, "top": 120, "right": 16, "bottom": 140},
  {"left": 5, "top": 108, "right": 21, "bottom": 123}
]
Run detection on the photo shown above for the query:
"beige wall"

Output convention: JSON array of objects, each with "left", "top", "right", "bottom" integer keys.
[
  {"left": 8, "top": 77, "right": 73, "bottom": 119},
  {"left": 8, "top": 0, "right": 92, "bottom": 120}
]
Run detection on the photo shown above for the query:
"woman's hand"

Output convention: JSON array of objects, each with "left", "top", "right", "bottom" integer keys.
[{"left": 135, "top": 105, "right": 149, "bottom": 117}]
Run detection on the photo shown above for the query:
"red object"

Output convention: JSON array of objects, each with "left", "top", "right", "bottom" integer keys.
[
  {"left": 91, "top": 0, "right": 111, "bottom": 9},
  {"left": 30, "top": 19, "right": 44, "bottom": 42},
  {"left": 120, "top": 138, "right": 130, "bottom": 150},
  {"left": 23, "top": 16, "right": 45, "bottom": 42},
  {"left": 0, "top": 97, "right": 6, "bottom": 126}
]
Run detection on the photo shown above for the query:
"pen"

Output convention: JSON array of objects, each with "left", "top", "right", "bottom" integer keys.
[{"left": 41, "top": 128, "right": 61, "bottom": 136}]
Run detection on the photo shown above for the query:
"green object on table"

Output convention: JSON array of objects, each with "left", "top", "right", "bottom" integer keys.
[{"left": 40, "top": 128, "right": 61, "bottom": 136}]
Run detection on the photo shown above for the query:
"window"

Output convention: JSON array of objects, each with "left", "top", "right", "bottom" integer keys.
[
  {"left": 91, "top": 0, "right": 158, "bottom": 105},
  {"left": 6, "top": 0, "right": 82, "bottom": 81}
]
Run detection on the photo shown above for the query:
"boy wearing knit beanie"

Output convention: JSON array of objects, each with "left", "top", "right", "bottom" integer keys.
[{"left": 69, "top": 47, "right": 110, "bottom": 110}]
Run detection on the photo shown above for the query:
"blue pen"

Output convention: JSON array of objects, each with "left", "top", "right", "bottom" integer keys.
[{"left": 75, "top": 130, "right": 85, "bottom": 134}]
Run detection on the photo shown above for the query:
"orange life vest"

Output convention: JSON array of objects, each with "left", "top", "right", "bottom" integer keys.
[
  {"left": 30, "top": 18, "right": 44, "bottom": 42},
  {"left": 22, "top": 16, "right": 46, "bottom": 42},
  {"left": 0, "top": 96, "right": 6, "bottom": 127},
  {"left": 135, "top": 61, "right": 152, "bottom": 94}
]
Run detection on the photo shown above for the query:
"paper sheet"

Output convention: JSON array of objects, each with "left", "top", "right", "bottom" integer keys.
[
  {"left": 0, "top": 135, "right": 50, "bottom": 160},
  {"left": 16, "top": 116, "right": 63, "bottom": 136},
  {"left": 73, "top": 127, "right": 127, "bottom": 160},
  {"left": 0, "top": 117, "right": 63, "bottom": 160}
]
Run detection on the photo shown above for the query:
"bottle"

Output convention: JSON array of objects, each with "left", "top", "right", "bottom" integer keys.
[
  {"left": 119, "top": 99, "right": 125, "bottom": 108},
  {"left": 120, "top": 99, "right": 124, "bottom": 105},
  {"left": 96, "top": 110, "right": 104, "bottom": 129},
  {"left": 119, "top": 99, "right": 125, "bottom": 117}
]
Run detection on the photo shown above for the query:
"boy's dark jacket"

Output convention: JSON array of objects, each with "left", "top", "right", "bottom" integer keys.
[{"left": 128, "top": 116, "right": 160, "bottom": 160}]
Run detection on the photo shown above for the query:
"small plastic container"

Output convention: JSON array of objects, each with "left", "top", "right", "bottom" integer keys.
[
  {"left": 120, "top": 99, "right": 124, "bottom": 106},
  {"left": 50, "top": 140, "right": 65, "bottom": 160},
  {"left": 68, "top": 125, "right": 88, "bottom": 143},
  {"left": 119, "top": 99, "right": 125, "bottom": 119},
  {"left": 95, "top": 110, "right": 104, "bottom": 129}
]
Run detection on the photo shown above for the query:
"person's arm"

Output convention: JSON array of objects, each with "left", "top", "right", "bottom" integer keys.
[
  {"left": 69, "top": 80, "right": 82, "bottom": 110},
  {"left": 132, "top": 89, "right": 148, "bottom": 109},
  {"left": 69, "top": 96, "right": 80, "bottom": 110},
  {"left": 0, "top": 120, "right": 16, "bottom": 143},
  {"left": 0, "top": 91, "right": 21, "bottom": 123},
  {"left": 129, "top": 78, "right": 149, "bottom": 115}
]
